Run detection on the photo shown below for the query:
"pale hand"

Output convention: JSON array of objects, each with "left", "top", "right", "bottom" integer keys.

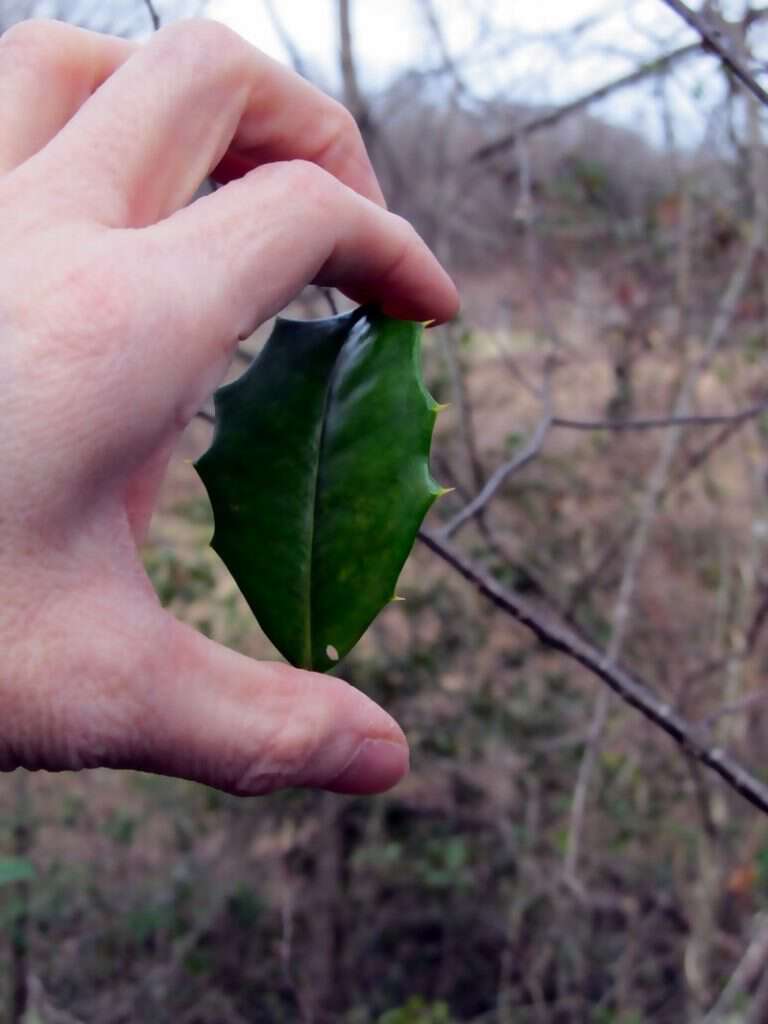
[{"left": 0, "top": 19, "right": 458, "bottom": 795}]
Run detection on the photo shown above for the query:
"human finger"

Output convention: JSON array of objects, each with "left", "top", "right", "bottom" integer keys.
[
  {"left": 0, "top": 20, "right": 133, "bottom": 174},
  {"left": 133, "top": 161, "right": 454, "bottom": 406},
  {"left": 138, "top": 618, "right": 409, "bottom": 795},
  {"left": 0, "top": 582, "right": 408, "bottom": 794},
  {"left": 43, "top": 18, "right": 386, "bottom": 227}
]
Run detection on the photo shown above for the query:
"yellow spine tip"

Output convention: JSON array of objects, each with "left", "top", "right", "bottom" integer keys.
[
  {"left": 421, "top": 319, "right": 437, "bottom": 328},
  {"left": 434, "top": 486, "right": 455, "bottom": 498},
  {"left": 392, "top": 594, "right": 406, "bottom": 602},
  {"left": 434, "top": 402, "right": 450, "bottom": 413}
]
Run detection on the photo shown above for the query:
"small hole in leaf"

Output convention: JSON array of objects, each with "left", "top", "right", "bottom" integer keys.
[{"left": 326, "top": 644, "right": 339, "bottom": 662}]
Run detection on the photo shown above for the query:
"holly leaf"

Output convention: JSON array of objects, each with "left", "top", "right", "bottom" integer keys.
[{"left": 195, "top": 308, "right": 444, "bottom": 672}]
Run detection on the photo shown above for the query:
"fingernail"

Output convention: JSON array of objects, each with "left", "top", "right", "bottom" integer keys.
[{"left": 328, "top": 739, "right": 409, "bottom": 795}]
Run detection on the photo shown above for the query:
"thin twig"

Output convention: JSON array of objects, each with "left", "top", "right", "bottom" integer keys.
[
  {"left": 471, "top": 4, "right": 768, "bottom": 165},
  {"left": 320, "top": 288, "right": 339, "bottom": 316},
  {"left": 552, "top": 400, "right": 768, "bottom": 432},
  {"left": 701, "top": 913, "right": 768, "bottom": 1023},
  {"left": 440, "top": 405, "right": 553, "bottom": 539},
  {"left": 675, "top": 415, "right": 752, "bottom": 487},
  {"left": 565, "top": 376, "right": 762, "bottom": 624},
  {"left": 417, "top": 0, "right": 469, "bottom": 98},
  {"left": 660, "top": 0, "right": 768, "bottom": 107},
  {"left": 418, "top": 527, "right": 768, "bottom": 817},
  {"left": 142, "top": 0, "right": 160, "bottom": 31},
  {"left": 263, "top": 0, "right": 310, "bottom": 78},
  {"left": 700, "top": 689, "right": 768, "bottom": 729},
  {"left": 563, "top": 188, "right": 766, "bottom": 878},
  {"left": 684, "top": 580, "right": 768, "bottom": 693},
  {"left": 441, "top": 324, "right": 486, "bottom": 495},
  {"left": 443, "top": 130, "right": 557, "bottom": 542},
  {"left": 747, "top": 958, "right": 768, "bottom": 1024},
  {"left": 470, "top": 41, "right": 701, "bottom": 163},
  {"left": 337, "top": 0, "right": 373, "bottom": 143}
]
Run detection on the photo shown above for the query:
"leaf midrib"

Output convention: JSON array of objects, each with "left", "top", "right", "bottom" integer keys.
[{"left": 302, "top": 336, "right": 346, "bottom": 668}]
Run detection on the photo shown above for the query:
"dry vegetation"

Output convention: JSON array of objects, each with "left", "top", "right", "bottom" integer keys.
[{"left": 5, "top": 1, "right": 768, "bottom": 1022}]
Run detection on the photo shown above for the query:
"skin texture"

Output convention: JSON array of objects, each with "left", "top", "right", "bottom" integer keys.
[{"left": 0, "top": 18, "right": 459, "bottom": 796}]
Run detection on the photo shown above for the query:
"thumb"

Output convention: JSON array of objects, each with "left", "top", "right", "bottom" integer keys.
[{"left": 136, "top": 618, "right": 409, "bottom": 796}]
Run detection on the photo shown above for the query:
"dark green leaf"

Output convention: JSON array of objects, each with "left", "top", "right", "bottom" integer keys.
[{"left": 195, "top": 308, "right": 443, "bottom": 672}]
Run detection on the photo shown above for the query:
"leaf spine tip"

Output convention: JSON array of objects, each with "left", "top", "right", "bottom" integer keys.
[
  {"left": 435, "top": 486, "right": 455, "bottom": 498},
  {"left": 433, "top": 401, "right": 450, "bottom": 413},
  {"left": 391, "top": 594, "right": 406, "bottom": 602},
  {"left": 421, "top": 319, "right": 437, "bottom": 328}
]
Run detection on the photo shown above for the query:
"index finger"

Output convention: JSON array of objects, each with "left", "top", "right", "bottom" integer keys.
[
  {"left": 41, "top": 18, "right": 386, "bottom": 227},
  {"left": 0, "top": 21, "right": 134, "bottom": 174}
]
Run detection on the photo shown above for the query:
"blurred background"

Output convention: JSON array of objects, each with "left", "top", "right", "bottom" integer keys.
[{"left": 4, "top": 1, "right": 768, "bottom": 1021}]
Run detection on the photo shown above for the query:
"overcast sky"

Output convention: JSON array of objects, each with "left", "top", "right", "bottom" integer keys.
[{"left": 206, "top": 0, "right": 762, "bottom": 147}]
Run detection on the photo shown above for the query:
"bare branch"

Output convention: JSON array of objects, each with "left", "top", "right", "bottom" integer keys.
[
  {"left": 660, "top": 0, "right": 768, "bottom": 107},
  {"left": 263, "top": 0, "right": 310, "bottom": 78},
  {"left": 684, "top": 579, "right": 768, "bottom": 694},
  {"left": 701, "top": 913, "right": 768, "bottom": 1023},
  {"left": 442, "top": 125, "right": 558, "bottom": 542},
  {"left": 439, "top": 326, "right": 486, "bottom": 495},
  {"left": 193, "top": 353, "right": 768, "bottom": 819},
  {"left": 552, "top": 400, "right": 768, "bottom": 432},
  {"left": 564, "top": 185, "right": 766, "bottom": 876},
  {"left": 336, "top": 0, "right": 373, "bottom": 142},
  {"left": 418, "top": 527, "right": 768, "bottom": 817},
  {"left": 142, "top": 0, "right": 160, "bottom": 31},
  {"left": 417, "top": 0, "right": 468, "bottom": 98},
  {"left": 471, "top": 4, "right": 768, "bottom": 165},
  {"left": 700, "top": 689, "right": 768, "bottom": 731},
  {"left": 440, "top": 404, "right": 553, "bottom": 539},
  {"left": 319, "top": 287, "right": 340, "bottom": 316},
  {"left": 470, "top": 41, "right": 701, "bottom": 163},
  {"left": 566, "top": 412, "right": 759, "bottom": 621},
  {"left": 438, "top": 385, "right": 768, "bottom": 546}
]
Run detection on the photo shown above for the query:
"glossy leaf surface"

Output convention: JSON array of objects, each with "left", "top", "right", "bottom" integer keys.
[{"left": 195, "top": 309, "right": 442, "bottom": 672}]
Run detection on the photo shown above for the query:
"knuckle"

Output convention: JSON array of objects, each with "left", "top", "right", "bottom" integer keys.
[
  {"left": 231, "top": 709, "right": 324, "bottom": 796},
  {"left": 325, "top": 103, "right": 362, "bottom": 150},
  {"left": 0, "top": 18, "right": 73, "bottom": 72},
  {"left": 388, "top": 210, "right": 417, "bottom": 238},
  {"left": 311, "top": 104, "right": 366, "bottom": 171},
  {"left": 280, "top": 159, "right": 337, "bottom": 209},
  {"left": 154, "top": 17, "right": 244, "bottom": 69},
  {"left": 270, "top": 713, "right": 323, "bottom": 771},
  {"left": 283, "top": 158, "right": 326, "bottom": 189},
  {"left": 381, "top": 214, "right": 418, "bottom": 278}
]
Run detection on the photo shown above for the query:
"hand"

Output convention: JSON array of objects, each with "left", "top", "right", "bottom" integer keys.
[{"left": 0, "top": 19, "right": 458, "bottom": 795}]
